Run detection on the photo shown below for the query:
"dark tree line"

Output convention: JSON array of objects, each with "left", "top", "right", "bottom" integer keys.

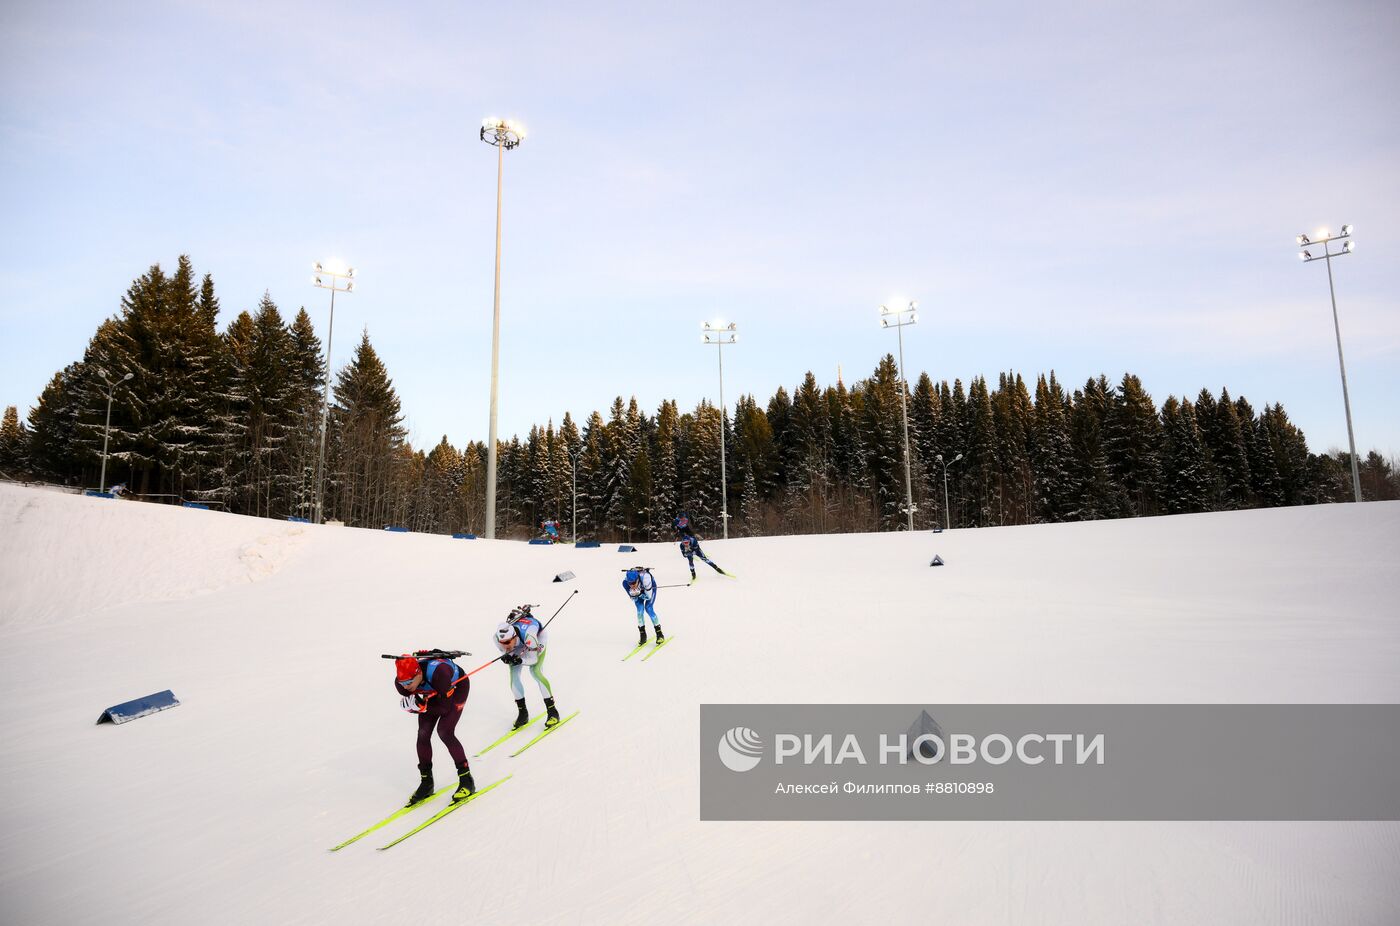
[{"left": 3, "top": 256, "right": 1397, "bottom": 538}]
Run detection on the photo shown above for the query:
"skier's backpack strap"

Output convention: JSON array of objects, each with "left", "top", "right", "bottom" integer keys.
[{"left": 424, "top": 658, "right": 464, "bottom": 699}]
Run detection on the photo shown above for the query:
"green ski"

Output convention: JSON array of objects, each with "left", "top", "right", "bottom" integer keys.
[
  {"left": 377, "top": 776, "right": 512, "bottom": 850},
  {"left": 622, "top": 641, "right": 649, "bottom": 661},
  {"left": 475, "top": 717, "right": 542, "bottom": 756},
  {"left": 510, "top": 711, "right": 581, "bottom": 757},
  {"left": 330, "top": 785, "right": 455, "bottom": 851},
  {"left": 641, "top": 637, "right": 674, "bottom": 661}
]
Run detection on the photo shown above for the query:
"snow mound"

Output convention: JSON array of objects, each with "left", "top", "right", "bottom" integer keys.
[{"left": 0, "top": 483, "right": 308, "bottom": 626}]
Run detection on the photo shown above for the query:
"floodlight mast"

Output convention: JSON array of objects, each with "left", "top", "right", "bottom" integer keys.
[
  {"left": 1297, "top": 225, "right": 1361, "bottom": 503},
  {"left": 479, "top": 117, "right": 526, "bottom": 539},
  {"left": 702, "top": 321, "right": 738, "bottom": 539},
  {"left": 880, "top": 301, "right": 919, "bottom": 530},
  {"left": 312, "top": 263, "right": 355, "bottom": 523}
]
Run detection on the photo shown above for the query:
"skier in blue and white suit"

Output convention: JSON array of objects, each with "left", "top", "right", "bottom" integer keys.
[
  {"left": 623, "top": 567, "right": 664, "bottom": 647},
  {"left": 494, "top": 605, "right": 561, "bottom": 730},
  {"left": 679, "top": 535, "right": 730, "bottom": 582}
]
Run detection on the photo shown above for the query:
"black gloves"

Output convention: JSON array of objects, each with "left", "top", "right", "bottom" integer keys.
[{"left": 500, "top": 654, "right": 522, "bottom": 666}]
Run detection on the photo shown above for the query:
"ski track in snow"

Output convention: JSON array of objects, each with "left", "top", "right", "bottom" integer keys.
[{"left": 0, "top": 483, "right": 1398, "bottom": 925}]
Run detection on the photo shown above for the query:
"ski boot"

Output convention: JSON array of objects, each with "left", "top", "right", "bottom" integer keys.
[
  {"left": 407, "top": 763, "right": 434, "bottom": 806},
  {"left": 452, "top": 763, "right": 476, "bottom": 802},
  {"left": 544, "top": 696, "right": 561, "bottom": 727},
  {"left": 689, "top": 570, "right": 697, "bottom": 585},
  {"left": 654, "top": 624, "right": 665, "bottom": 644},
  {"left": 511, "top": 697, "right": 530, "bottom": 730},
  {"left": 638, "top": 625, "right": 648, "bottom": 646}
]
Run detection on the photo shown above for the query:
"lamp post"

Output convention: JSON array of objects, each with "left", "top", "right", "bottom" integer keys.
[
  {"left": 880, "top": 301, "right": 918, "bottom": 530},
  {"left": 569, "top": 448, "right": 580, "bottom": 543},
  {"left": 312, "top": 262, "right": 355, "bottom": 523},
  {"left": 702, "top": 321, "right": 737, "bottom": 540},
  {"left": 480, "top": 116, "right": 526, "bottom": 539},
  {"left": 1297, "top": 225, "right": 1362, "bottom": 503},
  {"left": 935, "top": 452, "right": 962, "bottom": 530},
  {"left": 96, "top": 368, "right": 134, "bottom": 494}
]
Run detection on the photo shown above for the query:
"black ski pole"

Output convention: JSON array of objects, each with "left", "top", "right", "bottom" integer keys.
[{"left": 542, "top": 589, "right": 580, "bottom": 630}]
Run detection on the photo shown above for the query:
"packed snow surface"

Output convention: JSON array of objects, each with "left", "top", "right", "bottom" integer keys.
[{"left": 1, "top": 482, "right": 1397, "bottom": 925}]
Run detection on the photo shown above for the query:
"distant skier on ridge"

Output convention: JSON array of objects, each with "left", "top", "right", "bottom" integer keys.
[
  {"left": 623, "top": 566, "right": 664, "bottom": 646},
  {"left": 673, "top": 512, "right": 731, "bottom": 581},
  {"left": 393, "top": 651, "right": 475, "bottom": 805},
  {"left": 493, "top": 605, "right": 562, "bottom": 731},
  {"left": 672, "top": 511, "right": 698, "bottom": 542}
]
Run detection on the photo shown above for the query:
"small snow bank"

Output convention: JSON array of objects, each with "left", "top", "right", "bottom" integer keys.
[{"left": 0, "top": 483, "right": 308, "bottom": 626}]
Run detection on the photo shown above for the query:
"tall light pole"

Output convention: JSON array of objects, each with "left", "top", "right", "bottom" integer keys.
[
  {"left": 1297, "top": 225, "right": 1362, "bottom": 503},
  {"left": 96, "top": 368, "right": 134, "bottom": 493},
  {"left": 935, "top": 452, "right": 962, "bottom": 530},
  {"left": 880, "top": 301, "right": 918, "bottom": 531},
  {"left": 480, "top": 116, "right": 526, "bottom": 539},
  {"left": 569, "top": 448, "right": 580, "bottom": 543},
  {"left": 702, "top": 321, "right": 737, "bottom": 540},
  {"left": 312, "top": 262, "right": 354, "bottom": 523}
]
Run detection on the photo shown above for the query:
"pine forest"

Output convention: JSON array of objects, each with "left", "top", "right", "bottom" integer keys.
[{"left": 2, "top": 257, "right": 1396, "bottom": 540}]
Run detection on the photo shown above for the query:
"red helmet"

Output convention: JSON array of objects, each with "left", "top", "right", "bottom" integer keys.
[{"left": 395, "top": 655, "right": 421, "bottom": 681}]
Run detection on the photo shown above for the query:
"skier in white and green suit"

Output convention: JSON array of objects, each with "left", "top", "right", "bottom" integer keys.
[{"left": 493, "top": 605, "right": 561, "bottom": 730}]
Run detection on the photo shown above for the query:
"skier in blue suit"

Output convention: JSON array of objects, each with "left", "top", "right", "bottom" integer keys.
[
  {"left": 673, "top": 512, "right": 730, "bottom": 581},
  {"left": 623, "top": 567, "right": 663, "bottom": 646},
  {"left": 679, "top": 535, "right": 729, "bottom": 582},
  {"left": 672, "top": 512, "right": 698, "bottom": 541}
]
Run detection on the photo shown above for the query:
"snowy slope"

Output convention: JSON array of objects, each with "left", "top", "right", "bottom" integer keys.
[{"left": 1, "top": 482, "right": 1397, "bottom": 925}]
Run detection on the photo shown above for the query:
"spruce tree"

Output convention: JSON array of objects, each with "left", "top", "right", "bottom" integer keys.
[
  {"left": 963, "top": 377, "right": 998, "bottom": 527},
  {"left": 909, "top": 372, "right": 940, "bottom": 526},
  {"left": 1259, "top": 403, "right": 1312, "bottom": 505},
  {"left": 523, "top": 425, "right": 546, "bottom": 528},
  {"left": 937, "top": 380, "right": 969, "bottom": 526},
  {"left": 284, "top": 308, "right": 325, "bottom": 517},
  {"left": 577, "top": 411, "right": 608, "bottom": 539},
  {"left": 650, "top": 402, "right": 680, "bottom": 538},
  {"left": 738, "top": 463, "right": 763, "bottom": 536},
  {"left": 992, "top": 372, "right": 1034, "bottom": 525},
  {"left": 1068, "top": 376, "right": 1122, "bottom": 520},
  {"left": 1159, "top": 397, "right": 1212, "bottom": 514},
  {"left": 620, "top": 398, "right": 650, "bottom": 539},
  {"left": 26, "top": 364, "right": 94, "bottom": 484},
  {"left": 731, "top": 394, "right": 777, "bottom": 505},
  {"left": 1104, "top": 373, "right": 1162, "bottom": 517},
  {"left": 784, "top": 372, "right": 832, "bottom": 531},
  {"left": 682, "top": 401, "right": 725, "bottom": 534},
  {"left": 596, "top": 397, "right": 633, "bottom": 538},
  {"left": 1235, "top": 396, "right": 1283, "bottom": 506},
  {"left": 0, "top": 405, "right": 29, "bottom": 477},
  {"left": 860, "top": 355, "right": 906, "bottom": 529},
  {"left": 765, "top": 386, "right": 793, "bottom": 501},
  {"left": 1209, "top": 389, "right": 1252, "bottom": 509},
  {"left": 1031, "top": 372, "right": 1076, "bottom": 522},
  {"left": 329, "top": 329, "right": 407, "bottom": 527}
]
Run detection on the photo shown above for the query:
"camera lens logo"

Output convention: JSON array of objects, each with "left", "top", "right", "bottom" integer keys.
[{"left": 717, "top": 726, "right": 763, "bottom": 772}]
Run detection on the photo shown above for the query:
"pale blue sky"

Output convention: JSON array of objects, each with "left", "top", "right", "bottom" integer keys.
[{"left": 2, "top": 1, "right": 1397, "bottom": 457}]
